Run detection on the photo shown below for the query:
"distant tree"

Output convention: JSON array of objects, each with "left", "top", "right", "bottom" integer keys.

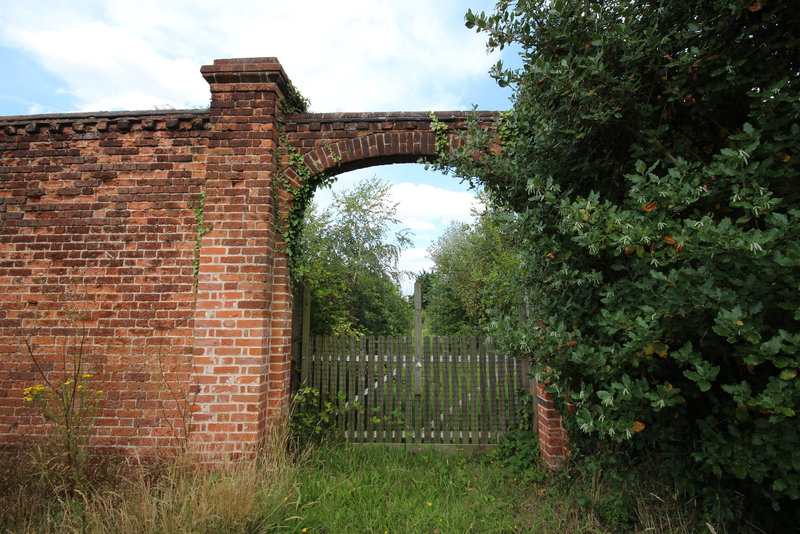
[
  {"left": 415, "top": 270, "right": 437, "bottom": 310},
  {"left": 425, "top": 202, "right": 519, "bottom": 337},
  {"left": 296, "top": 177, "right": 413, "bottom": 336}
]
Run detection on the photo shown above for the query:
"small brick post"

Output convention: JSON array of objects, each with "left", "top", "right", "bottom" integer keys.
[
  {"left": 191, "top": 58, "right": 293, "bottom": 453},
  {"left": 536, "top": 381, "right": 569, "bottom": 469}
]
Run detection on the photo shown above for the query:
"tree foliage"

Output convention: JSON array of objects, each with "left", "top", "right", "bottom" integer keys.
[
  {"left": 295, "top": 177, "right": 413, "bottom": 337},
  {"left": 440, "top": 0, "right": 799, "bottom": 524},
  {"left": 424, "top": 204, "right": 519, "bottom": 337}
]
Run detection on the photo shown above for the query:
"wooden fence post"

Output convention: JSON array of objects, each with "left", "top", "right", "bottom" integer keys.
[{"left": 298, "top": 280, "right": 311, "bottom": 389}]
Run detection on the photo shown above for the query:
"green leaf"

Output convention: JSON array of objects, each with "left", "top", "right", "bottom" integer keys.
[{"left": 779, "top": 369, "right": 797, "bottom": 381}]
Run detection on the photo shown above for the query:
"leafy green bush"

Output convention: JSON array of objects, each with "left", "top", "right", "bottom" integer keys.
[
  {"left": 441, "top": 0, "right": 800, "bottom": 527},
  {"left": 289, "top": 387, "right": 348, "bottom": 446},
  {"left": 489, "top": 394, "right": 544, "bottom": 482}
]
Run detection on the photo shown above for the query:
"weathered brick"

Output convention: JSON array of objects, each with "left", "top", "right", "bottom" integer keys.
[{"left": 0, "top": 56, "right": 501, "bottom": 460}]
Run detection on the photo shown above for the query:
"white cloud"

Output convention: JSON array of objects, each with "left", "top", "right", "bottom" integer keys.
[
  {"left": 0, "top": 18, "right": 206, "bottom": 111},
  {"left": 390, "top": 181, "right": 485, "bottom": 295},
  {"left": 0, "top": 0, "right": 507, "bottom": 113},
  {"left": 391, "top": 182, "right": 483, "bottom": 229},
  {"left": 400, "top": 247, "right": 435, "bottom": 272},
  {"left": 398, "top": 247, "right": 435, "bottom": 295}
]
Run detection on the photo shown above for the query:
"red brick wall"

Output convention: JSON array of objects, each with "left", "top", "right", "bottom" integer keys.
[
  {"left": 0, "top": 110, "right": 210, "bottom": 451},
  {"left": 536, "top": 382, "right": 569, "bottom": 469},
  {"left": 0, "top": 56, "right": 569, "bottom": 465}
]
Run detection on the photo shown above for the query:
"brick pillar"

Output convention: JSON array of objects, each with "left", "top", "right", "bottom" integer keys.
[
  {"left": 536, "top": 381, "right": 569, "bottom": 469},
  {"left": 191, "top": 58, "right": 293, "bottom": 453}
]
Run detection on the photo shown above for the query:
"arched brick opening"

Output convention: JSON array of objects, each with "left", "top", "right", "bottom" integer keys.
[
  {"left": 302, "top": 132, "right": 438, "bottom": 175},
  {"left": 0, "top": 57, "right": 568, "bottom": 467}
]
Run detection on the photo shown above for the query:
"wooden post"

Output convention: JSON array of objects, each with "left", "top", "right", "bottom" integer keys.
[
  {"left": 299, "top": 281, "right": 311, "bottom": 388},
  {"left": 292, "top": 281, "right": 310, "bottom": 393},
  {"left": 414, "top": 281, "right": 423, "bottom": 396}
]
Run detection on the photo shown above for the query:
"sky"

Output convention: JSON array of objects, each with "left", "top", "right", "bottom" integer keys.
[{"left": 0, "top": 0, "right": 521, "bottom": 293}]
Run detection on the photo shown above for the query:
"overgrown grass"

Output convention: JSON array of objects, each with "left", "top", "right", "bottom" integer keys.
[
  {"left": 290, "top": 444, "right": 528, "bottom": 533},
  {"left": 1, "top": 435, "right": 723, "bottom": 533}
]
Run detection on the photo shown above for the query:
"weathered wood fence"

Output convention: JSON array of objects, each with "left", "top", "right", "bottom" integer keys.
[{"left": 299, "top": 335, "right": 532, "bottom": 450}]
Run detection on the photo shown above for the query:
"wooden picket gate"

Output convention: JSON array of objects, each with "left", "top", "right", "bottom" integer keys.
[{"left": 299, "top": 335, "right": 532, "bottom": 450}]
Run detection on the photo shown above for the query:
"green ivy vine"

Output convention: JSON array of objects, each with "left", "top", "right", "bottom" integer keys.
[
  {"left": 192, "top": 190, "right": 213, "bottom": 295},
  {"left": 429, "top": 111, "right": 449, "bottom": 153},
  {"left": 275, "top": 135, "right": 339, "bottom": 282}
]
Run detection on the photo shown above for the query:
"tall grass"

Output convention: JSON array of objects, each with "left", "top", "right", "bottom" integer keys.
[
  {"left": 1, "top": 431, "right": 725, "bottom": 533},
  {"left": 0, "top": 425, "right": 302, "bottom": 534}
]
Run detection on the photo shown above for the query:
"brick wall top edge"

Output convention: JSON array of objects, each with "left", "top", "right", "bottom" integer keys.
[
  {"left": 285, "top": 110, "right": 500, "bottom": 124},
  {"left": 213, "top": 57, "right": 280, "bottom": 65},
  {"left": 0, "top": 108, "right": 210, "bottom": 125}
]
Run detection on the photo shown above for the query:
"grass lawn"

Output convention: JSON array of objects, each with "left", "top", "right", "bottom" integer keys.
[
  {"left": 291, "top": 444, "right": 554, "bottom": 533},
  {"left": 0, "top": 437, "right": 713, "bottom": 534}
]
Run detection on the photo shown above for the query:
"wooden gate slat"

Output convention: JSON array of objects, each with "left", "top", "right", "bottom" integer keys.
[
  {"left": 494, "top": 346, "right": 506, "bottom": 436},
  {"left": 404, "top": 335, "right": 413, "bottom": 443},
  {"left": 478, "top": 338, "right": 489, "bottom": 444},
  {"left": 446, "top": 337, "right": 456, "bottom": 444},
  {"left": 319, "top": 336, "right": 327, "bottom": 408},
  {"left": 378, "top": 336, "right": 386, "bottom": 442},
  {"left": 300, "top": 335, "right": 310, "bottom": 388},
  {"left": 505, "top": 354, "right": 516, "bottom": 431},
  {"left": 366, "top": 336, "right": 375, "bottom": 443},
  {"left": 448, "top": 337, "right": 459, "bottom": 444},
  {"left": 393, "top": 336, "right": 402, "bottom": 443},
  {"left": 468, "top": 337, "right": 477, "bottom": 444},
  {"left": 347, "top": 336, "right": 357, "bottom": 437},
  {"left": 433, "top": 337, "right": 442, "bottom": 444},
  {"left": 488, "top": 345, "right": 499, "bottom": 440},
  {"left": 308, "top": 336, "right": 315, "bottom": 392},
  {"left": 439, "top": 337, "right": 450, "bottom": 443},
  {"left": 356, "top": 336, "right": 366, "bottom": 442},
  {"left": 459, "top": 337, "right": 468, "bottom": 445},
  {"left": 423, "top": 337, "right": 431, "bottom": 443}
]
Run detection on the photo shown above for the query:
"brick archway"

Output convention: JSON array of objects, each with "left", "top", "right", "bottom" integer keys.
[
  {"left": 282, "top": 112, "right": 493, "bottom": 179},
  {"left": 188, "top": 59, "right": 499, "bottom": 453},
  {"left": 0, "top": 57, "right": 566, "bottom": 467}
]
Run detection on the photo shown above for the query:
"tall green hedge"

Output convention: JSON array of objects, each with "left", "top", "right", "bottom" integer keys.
[{"left": 443, "top": 0, "right": 799, "bottom": 524}]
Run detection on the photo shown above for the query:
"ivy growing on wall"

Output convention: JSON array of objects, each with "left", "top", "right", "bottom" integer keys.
[
  {"left": 191, "top": 190, "right": 213, "bottom": 295},
  {"left": 278, "top": 139, "right": 341, "bottom": 280}
]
